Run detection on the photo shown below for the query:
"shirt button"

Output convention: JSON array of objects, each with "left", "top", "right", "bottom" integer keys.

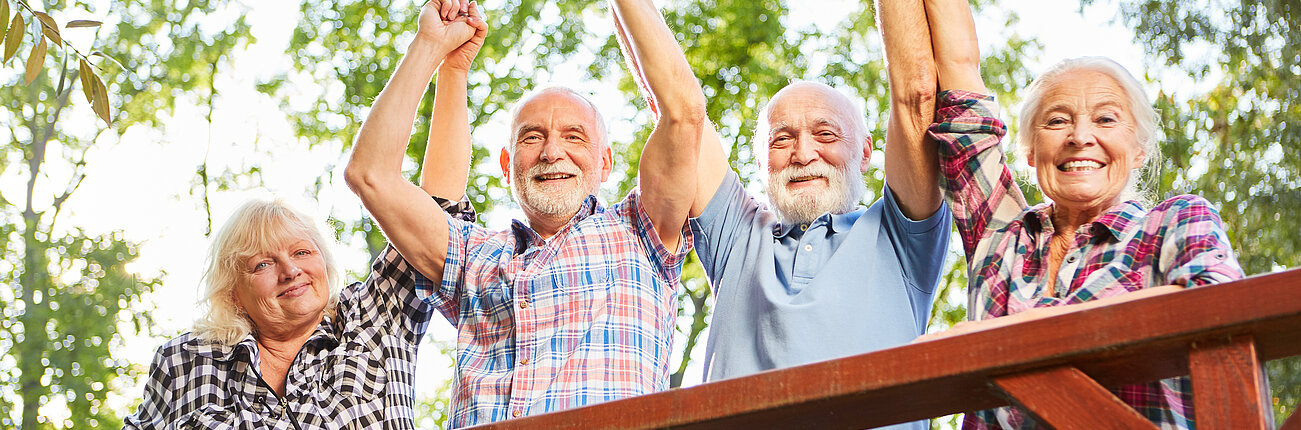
[
  {"left": 1067, "top": 255, "right": 1077, "bottom": 263},
  {"left": 512, "top": 410, "right": 523, "bottom": 417},
  {"left": 803, "top": 244, "right": 813, "bottom": 252},
  {"left": 799, "top": 224, "right": 808, "bottom": 231},
  {"left": 520, "top": 358, "right": 530, "bottom": 365},
  {"left": 519, "top": 300, "right": 528, "bottom": 309}
]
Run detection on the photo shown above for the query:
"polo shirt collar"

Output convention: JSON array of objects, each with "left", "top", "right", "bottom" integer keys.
[{"left": 773, "top": 209, "right": 859, "bottom": 239}]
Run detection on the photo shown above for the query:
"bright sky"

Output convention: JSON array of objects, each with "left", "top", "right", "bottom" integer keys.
[{"left": 6, "top": 0, "right": 1187, "bottom": 422}]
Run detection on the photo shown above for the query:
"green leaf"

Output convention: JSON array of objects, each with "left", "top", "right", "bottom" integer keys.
[
  {"left": 65, "top": 19, "right": 102, "bottom": 28},
  {"left": 23, "top": 35, "right": 45, "bottom": 84},
  {"left": 3, "top": 12, "right": 20, "bottom": 63},
  {"left": 33, "top": 11, "right": 60, "bottom": 47},
  {"left": 78, "top": 58, "right": 93, "bottom": 104}
]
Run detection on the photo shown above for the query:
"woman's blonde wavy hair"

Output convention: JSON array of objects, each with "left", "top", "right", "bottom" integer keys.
[{"left": 192, "top": 198, "right": 341, "bottom": 345}]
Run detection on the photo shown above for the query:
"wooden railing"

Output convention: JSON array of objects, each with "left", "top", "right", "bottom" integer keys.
[{"left": 470, "top": 269, "right": 1301, "bottom": 429}]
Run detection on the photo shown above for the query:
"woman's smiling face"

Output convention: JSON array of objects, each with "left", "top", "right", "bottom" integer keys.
[{"left": 1029, "top": 69, "right": 1146, "bottom": 216}]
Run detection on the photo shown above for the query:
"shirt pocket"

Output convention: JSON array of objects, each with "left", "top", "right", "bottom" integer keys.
[{"left": 325, "top": 348, "right": 388, "bottom": 402}]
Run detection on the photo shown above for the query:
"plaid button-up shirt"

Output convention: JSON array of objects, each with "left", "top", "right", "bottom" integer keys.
[
  {"left": 124, "top": 197, "right": 475, "bottom": 430},
  {"left": 416, "top": 190, "right": 690, "bottom": 428},
  {"left": 930, "top": 91, "right": 1244, "bottom": 429}
]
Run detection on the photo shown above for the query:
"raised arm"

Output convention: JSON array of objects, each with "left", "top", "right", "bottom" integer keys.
[
  {"left": 420, "top": 0, "right": 486, "bottom": 200},
  {"left": 611, "top": 0, "right": 709, "bottom": 250},
  {"left": 345, "top": 2, "right": 484, "bottom": 284},
  {"left": 925, "top": 0, "right": 986, "bottom": 93},
  {"left": 878, "top": 0, "right": 941, "bottom": 220}
]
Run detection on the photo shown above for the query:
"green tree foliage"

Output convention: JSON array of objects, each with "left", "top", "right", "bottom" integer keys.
[
  {"left": 0, "top": 0, "right": 252, "bottom": 427},
  {"left": 1094, "top": 0, "right": 1301, "bottom": 421}
]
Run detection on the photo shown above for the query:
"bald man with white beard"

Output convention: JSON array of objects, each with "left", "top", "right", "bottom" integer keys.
[{"left": 620, "top": 3, "right": 950, "bottom": 425}]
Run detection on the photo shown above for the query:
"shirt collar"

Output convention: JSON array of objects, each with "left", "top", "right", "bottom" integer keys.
[
  {"left": 511, "top": 194, "right": 602, "bottom": 253},
  {"left": 1022, "top": 200, "right": 1145, "bottom": 240},
  {"left": 183, "top": 315, "right": 339, "bottom": 362},
  {"left": 773, "top": 208, "right": 861, "bottom": 239}
]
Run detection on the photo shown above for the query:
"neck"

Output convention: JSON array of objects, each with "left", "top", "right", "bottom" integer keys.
[
  {"left": 1050, "top": 203, "right": 1110, "bottom": 231},
  {"left": 525, "top": 212, "right": 571, "bottom": 239}
]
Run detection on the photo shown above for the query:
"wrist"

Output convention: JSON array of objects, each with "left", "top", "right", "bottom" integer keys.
[{"left": 410, "top": 33, "right": 456, "bottom": 59}]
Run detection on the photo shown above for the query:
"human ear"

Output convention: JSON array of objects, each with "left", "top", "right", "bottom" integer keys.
[{"left": 499, "top": 148, "right": 512, "bottom": 184}]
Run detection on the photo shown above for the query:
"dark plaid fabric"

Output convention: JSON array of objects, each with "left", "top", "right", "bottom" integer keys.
[{"left": 124, "top": 196, "right": 475, "bottom": 429}]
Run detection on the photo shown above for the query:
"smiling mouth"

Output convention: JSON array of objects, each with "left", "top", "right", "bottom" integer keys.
[
  {"left": 789, "top": 175, "right": 823, "bottom": 184},
  {"left": 534, "top": 173, "right": 576, "bottom": 182},
  {"left": 1058, "top": 160, "right": 1105, "bottom": 172},
  {"left": 278, "top": 283, "right": 309, "bottom": 298}
]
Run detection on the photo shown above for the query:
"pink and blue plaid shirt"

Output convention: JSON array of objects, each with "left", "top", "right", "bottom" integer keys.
[
  {"left": 413, "top": 190, "right": 690, "bottom": 428},
  {"left": 930, "top": 91, "right": 1244, "bottom": 429}
]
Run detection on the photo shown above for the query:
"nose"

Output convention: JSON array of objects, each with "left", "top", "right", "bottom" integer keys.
[
  {"left": 790, "top": 135, "right": 819, "bottom": 166},
  {"left": 280, "top": 260, "right": 303, "bottom": 282},
  {"left": 1067, "top": 120, "right": 1097, "bottom": 147},
  {"left": 539, "top": 135, "right": 566, "bottom": 164}
]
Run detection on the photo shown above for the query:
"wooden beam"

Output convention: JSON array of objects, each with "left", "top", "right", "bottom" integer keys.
[
  {"left": 467, "top": 269, "right": 1301, "bottom": 430},
  {"left": 1281, "top": 408, "right": 1301, "bottom": 430},
  {"left": 1189, "top": 335, "right": 1270, "bottom": 430},
  {"left": 993, "top": 366, "right": 1155, "bottom": 429}
]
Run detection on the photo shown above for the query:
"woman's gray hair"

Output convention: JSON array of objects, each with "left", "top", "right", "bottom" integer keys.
[
  {"left": 192, "top": 198, "right": 341, "bottom": 346},
  {"left": 1016, "top": 57, "right": 1161, "bottom": 202}
]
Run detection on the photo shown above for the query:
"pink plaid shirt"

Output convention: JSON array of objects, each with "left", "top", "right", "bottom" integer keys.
[
  {"left": 413, "top": 190, "right": 690, "bottom": 428},
  {"left": 930, "top": 91, "right": 1244, "bottom": 429}
]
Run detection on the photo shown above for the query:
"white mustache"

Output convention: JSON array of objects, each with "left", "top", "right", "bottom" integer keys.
[
  {"left": 774, "top": 164, "right": 838, "bottom": 185},
  {"left": 528, "top": 161, "right": 580, "bottom": 178}
]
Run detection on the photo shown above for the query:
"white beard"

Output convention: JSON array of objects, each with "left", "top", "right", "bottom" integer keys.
[
  {"left": 511, "top": 160, "right": 597, "bottom": 218},
  {"left": 767, "top": 162, "right": 866, "bottom": 225}
]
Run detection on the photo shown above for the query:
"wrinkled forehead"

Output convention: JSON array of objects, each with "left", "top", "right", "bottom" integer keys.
[
  {"left": 1037, "top": 70, "right": 1132, "bottom": 114},
  {"left": 510, "top": 90, "right": 604, "bottom": 134},
  {"left": 763, "top": 84, "right": 862, "bottom": 133}
]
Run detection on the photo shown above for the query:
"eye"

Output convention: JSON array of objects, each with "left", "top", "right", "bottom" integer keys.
[
  {"left": 1096, "top": 114, "right": 1118, "bottom": 124},
  {"left": 251, "top": 260, "right": 271, "bottom": 272},
  {"left": 565, "top": 134, "right": 585, "bottom": 142},
  {"left": 519, "top": 135, "right": 543, "bottom": 144},
  {"left": 769, "top": 135, "right": 792, "bottom": 148},
  {"left": 1045, "top": 116, "right": 1068, "bottom": 127},
  {"left": 294, "top": 249, "right": 313, "bottom": 257}
]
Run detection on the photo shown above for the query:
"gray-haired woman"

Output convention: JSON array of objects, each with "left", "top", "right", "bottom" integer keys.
[{"left": 921, "top": 0, "right": 1245, "bottom": 428}]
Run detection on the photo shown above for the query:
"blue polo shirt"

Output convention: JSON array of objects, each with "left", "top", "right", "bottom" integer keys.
[{"left": 692, "top": 170, "right": 951, "bottom": 386}]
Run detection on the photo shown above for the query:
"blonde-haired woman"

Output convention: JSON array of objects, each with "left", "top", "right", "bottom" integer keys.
[{"left": 123, "top": 197, "right": 473, "bottom": 429}]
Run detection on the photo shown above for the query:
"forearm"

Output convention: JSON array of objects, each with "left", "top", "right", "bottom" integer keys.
[
  {"left": 611, "top": 0, "right": 706, "bottom": 123},
  {"left": 346, "top": 36, "right": 455, "bottom": 283},
  {"left": 924, "top": 0, "right": 986, "bottom": 93},
  {"left": 930, "top": 93, "right": 1020, "bottom": 258},
  {"left": 420, "top": 67, "right": 472, "bottom": 200},
  {"left": 879, "top": 0, "right": 941, "bottom": 219},
  {"left": 348, "top": 36, "right": 451, "bottom": 193}
]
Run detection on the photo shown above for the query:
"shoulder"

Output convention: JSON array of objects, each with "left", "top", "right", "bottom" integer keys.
[{"left": 1152, "top": 194, "right": 1217, "bottom": 212}]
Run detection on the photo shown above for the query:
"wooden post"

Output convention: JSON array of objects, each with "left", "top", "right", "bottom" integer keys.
[
  {"left": 993, "top": 366, "right": 1156, "bottom": 429},
  {"left": 1189, "top": 335, "right": 1270, "bottom": 430}
]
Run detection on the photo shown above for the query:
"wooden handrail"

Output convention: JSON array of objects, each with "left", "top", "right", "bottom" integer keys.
[{"left": 469, "top": 269, "right": 1301, "bottom": 429}]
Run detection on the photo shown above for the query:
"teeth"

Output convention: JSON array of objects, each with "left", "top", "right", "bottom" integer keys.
[
  {"left": 1059, "top": 160, "right": 1103, "bottom": 172},
  {"left": 790, "top": 176, "right": 820, "bottom": 183},
  {"left": 537, "top": 173, "right": 574, "bottom": 180}
]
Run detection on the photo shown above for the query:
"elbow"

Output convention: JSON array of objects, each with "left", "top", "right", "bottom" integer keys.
[
  {"left": 658, "top": 94, "right": 708, "bottom": 131},
  {"left": 893, "top": 76, "right": 938, "bottom": 117},
  {"left": 343, "top": 161, "right": 383, "bottom": 198}
]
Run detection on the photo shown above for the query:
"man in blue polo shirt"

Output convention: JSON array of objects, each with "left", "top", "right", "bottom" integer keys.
[{"left": 617, "top": 0, "right": 950, "bottom": 402}]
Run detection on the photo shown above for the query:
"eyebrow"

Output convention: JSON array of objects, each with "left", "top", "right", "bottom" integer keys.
[{"left": 514, "top": 124, "right": 545, "bottom": 139}]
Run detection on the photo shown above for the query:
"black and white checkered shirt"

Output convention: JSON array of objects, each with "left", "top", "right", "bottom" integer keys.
[{"left": 124, "top": 197, "right": 474, "bottom": 429}]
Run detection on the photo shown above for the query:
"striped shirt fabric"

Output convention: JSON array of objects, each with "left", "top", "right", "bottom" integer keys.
[
  {"left": 929, "top": 91, "right": 1245, "bottom": 430},
  {"left": 123, "top": 196, "right": 474, "bottom": 430},
  {"left": 415, "top": 190, "right": 690, "bottom": 428}
]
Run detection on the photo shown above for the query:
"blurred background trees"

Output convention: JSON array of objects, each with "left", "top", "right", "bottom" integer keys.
[{"left": 1, "top": 0, "right": 1297, "bottom": 427}]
